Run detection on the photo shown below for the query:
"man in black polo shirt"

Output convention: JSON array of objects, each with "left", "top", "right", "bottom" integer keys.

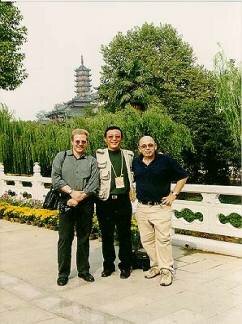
[{"left": 132, "top": 136, "right": 188, "bottom": 286}]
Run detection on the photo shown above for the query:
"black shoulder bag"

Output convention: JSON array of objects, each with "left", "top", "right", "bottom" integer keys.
[{"left": 43, "top": 151, "right": 67, "bottom": 210}]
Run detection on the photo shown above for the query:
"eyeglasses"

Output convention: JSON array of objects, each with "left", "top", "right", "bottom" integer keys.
[
  {"left": 139, "top": 143, "right": 155, "bottom": 149},
  {"left": 74, "top": 140, "right": 87, "bottom": 145},
  {"left": 107, "top": 135, "right": 121, "bottom": 139}
]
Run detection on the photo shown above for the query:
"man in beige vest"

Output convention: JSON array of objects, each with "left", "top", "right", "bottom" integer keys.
[{"left": 96, "top": 126, "right": 134, "bottom": 279}]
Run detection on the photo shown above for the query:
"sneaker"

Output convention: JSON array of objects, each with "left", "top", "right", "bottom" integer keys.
[
  {"left": 144, "top": 267, "right": 160, "bottom": 279},
  {"left": 160, "top": 269, "right": 173, "bottom": 286}
]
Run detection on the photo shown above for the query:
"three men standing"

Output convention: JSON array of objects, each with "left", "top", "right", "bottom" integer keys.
[
  {"left": 132, "top": 136, "right": 188, "bottom": 286},
  {"left": 95, "top": 126, "right": 134, "bottom": 279},
  {"left": 51, "top": 128, "right": 188, "bottom": 287},
  {"left": 52, "top": 129, "right": 99, "bottom": 286}
]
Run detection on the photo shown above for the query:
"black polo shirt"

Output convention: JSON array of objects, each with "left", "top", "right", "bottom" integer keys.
[{"left": 132, "top": 153, "right": 188, "bottom": 202}]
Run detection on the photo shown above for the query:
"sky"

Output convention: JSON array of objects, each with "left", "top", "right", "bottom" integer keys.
[{"left": 0, "top": 1, "right": 241, "bottom": 121}]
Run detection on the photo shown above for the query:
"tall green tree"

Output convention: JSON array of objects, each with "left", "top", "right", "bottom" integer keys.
[
  {"left": 99, "top": 23, "right": 240, "bottom": 184},
  {"left": 179, "top": 99, "right": 239, "bottom": 184},
  {"left": 0, "top": 2, "right": 27, "bottom": 90},
  {"left": 99, "top": 23, "right": 212, "bottom": 113},
  {"left": 214, "top": 49, "right": 241, "bottom": 149}
]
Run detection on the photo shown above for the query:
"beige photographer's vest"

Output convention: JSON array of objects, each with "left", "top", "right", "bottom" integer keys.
[{"left": 96, "top": 148, "right": 134, "bottom": 201}]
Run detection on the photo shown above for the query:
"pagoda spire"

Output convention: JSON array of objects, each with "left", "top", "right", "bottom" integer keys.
[{"left": 74, "top": 55, "right": 92, "bottom": 98}]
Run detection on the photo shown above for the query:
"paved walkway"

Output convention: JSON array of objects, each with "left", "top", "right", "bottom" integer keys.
[{"left": 0, "top": 220, "right": 242, "bottom": 324}]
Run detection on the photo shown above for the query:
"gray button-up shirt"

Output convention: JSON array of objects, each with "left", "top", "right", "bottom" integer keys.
[{"left": 51, "top": 150, "right": 99, "bottom": 196}]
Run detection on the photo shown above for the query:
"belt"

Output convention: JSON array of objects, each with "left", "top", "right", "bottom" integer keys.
[
  {"left": 109, "top": 194, "right": 129, "bottom": 200},
  {"left": 138, "top": 200, "right": 160, "bottom": 206}
]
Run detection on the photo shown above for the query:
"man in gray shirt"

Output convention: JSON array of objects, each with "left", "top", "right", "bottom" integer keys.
[{"left": 52, "top": 129, "right": 99, "bottom": 286}]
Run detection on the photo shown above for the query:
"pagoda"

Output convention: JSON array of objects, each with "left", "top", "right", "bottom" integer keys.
[
  {"left": 42, "top": 55, "right": 98, "bottom": 121},
  {"left": 66, "top": 55, "right": 93, "bottom": 115}
]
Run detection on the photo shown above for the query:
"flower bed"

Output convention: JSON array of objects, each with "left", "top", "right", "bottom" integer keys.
[
  {"left": 0, "top": 200, "right": 140, "bottom": 246},
  {"left": 0, "top": 202, "right": 59, "bottom": 230}
]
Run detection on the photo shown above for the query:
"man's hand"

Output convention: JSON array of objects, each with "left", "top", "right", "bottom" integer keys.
[
  {"left": 79, "top": 191, "right": 88, "bottom": 201},
  {"left": 67, "top": 198, "right": 79, "bottom": 207},
  {"left": 161, "top": 177, "right": 188, "bottom": 206},
  {"left": 161, "top": 193, "right": 176, "bottom": 206},
  {"left": 70, "top": 191, "right": 83, "bottom": 202},
  {"left": 70, "top": 191, "right": 87, "bottom": 202}
]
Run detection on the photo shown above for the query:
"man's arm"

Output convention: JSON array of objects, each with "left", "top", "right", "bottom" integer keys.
[
  {"left": 161, "top": 177, "right": 188, "bottom": 206},
  {"left": 82, "top": 157, "right": 100, "bottom": 198},
  {"left": 51, "top": 152, "right": 68, "bottom": 191}
]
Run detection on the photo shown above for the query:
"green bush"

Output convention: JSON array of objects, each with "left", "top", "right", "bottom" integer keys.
[
  {"left": 175, "top": 208, "right": 203, "bottom": 223},
  {"left": 218, "top": 213, "right": 242, "bottom": 228}
]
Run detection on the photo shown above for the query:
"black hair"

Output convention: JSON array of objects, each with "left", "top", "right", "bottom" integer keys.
[{"left": 104, "top": 126, "right": 123, "bottom": 138}]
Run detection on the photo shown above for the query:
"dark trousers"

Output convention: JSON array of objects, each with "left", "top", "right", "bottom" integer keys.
[
  {"left": 58, "top": 200, "right": 94, "bottom": 278},
  {"left": 96, "top": 195, "right": 132, "bottom": 271}
]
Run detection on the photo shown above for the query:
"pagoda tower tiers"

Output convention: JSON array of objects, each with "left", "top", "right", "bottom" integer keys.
[
  {"left": 75, "top": 55, "right": 92, "bottom": 98},
  {"left": 67, "top": 55, "right": 93, "bottom": 114}
]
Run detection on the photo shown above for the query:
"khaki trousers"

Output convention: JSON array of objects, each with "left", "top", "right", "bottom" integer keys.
[{"left": 135, "top": 203, "right": 174, "bottom": 272}]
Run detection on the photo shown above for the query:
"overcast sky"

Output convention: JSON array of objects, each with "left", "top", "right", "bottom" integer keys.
[{"left": 0, "top": 1, "right": 241, "bottom": 121}]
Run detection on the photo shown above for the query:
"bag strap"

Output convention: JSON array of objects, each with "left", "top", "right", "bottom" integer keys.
[
  {"left": 52, "top": 151, "right": 67, "bottom": 193},
  {"left": 61, "top": 151, "right": 67, "bottom": 166},
  {"left": 60, "top": 150, "right": 67, "bottom": 176}
]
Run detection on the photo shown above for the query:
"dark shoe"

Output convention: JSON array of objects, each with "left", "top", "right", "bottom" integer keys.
[
  {"left": 101, "top": 269, "right": 115, "bottom": 277},
  {"left": 78, "top": 273, "right": 95, "bottom": 282},
  {"left": 120, "top": 269, "right": 131, "bottom": 279},
  {"left": 57, "top": 277, "right": 68, "bottom": 286}
]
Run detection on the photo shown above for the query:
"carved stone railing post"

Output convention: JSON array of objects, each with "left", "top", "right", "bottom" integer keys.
[
  {"left": 32, "top": 162, "right": 46, "bottom": 200},
  {"left": 33, "top": 162, "right": 41, "bottom": 176},
  {"left": 201, "top": 193, "right": 220, "bottom": 204}
]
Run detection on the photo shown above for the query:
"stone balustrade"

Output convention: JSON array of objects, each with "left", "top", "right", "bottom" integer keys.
[
  {"left": 171, "top": 183, "right": 242, "bottom": 257},
  {"left": 0, "top": 162, "right": 241, "bottom": 257}
]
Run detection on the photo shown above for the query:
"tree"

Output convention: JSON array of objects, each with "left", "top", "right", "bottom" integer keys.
[
  {"left": 0, "top": 2, "right": 27, "bottom": 90},
  {"left": 180, "top": 99, "right": 239, "bottom": 184},
  {"left": 35, "top": 110, "right": 48, "bottom": 122},
  {"left": 99, "top": 23, "right": 240, "bottom": 184},
  {"left": 99, "top": 23, "right": 211, "bottom": 113},
  {"left": 214, "top": 49, "right": 241, "bottom": 150},
  {"left": 176, "top": 51, "right": 241, "bottom": 185},
  {"left": 0, "top": 105, "right": 193, "bottom": 176}
]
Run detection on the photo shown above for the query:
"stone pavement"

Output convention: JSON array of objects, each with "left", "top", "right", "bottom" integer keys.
[{"left": 0, "top": 220, "right": 242, "bottom": 324}]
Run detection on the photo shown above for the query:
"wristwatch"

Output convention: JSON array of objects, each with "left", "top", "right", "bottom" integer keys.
[{"left": 172, "top": 191, "right": 178, "bottom": 197}]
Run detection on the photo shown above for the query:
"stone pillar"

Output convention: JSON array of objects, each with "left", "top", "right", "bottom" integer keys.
[
  {"left": 32, "top": 162, "right": 45, "bottom": 200},
  {"left": 33, "top": 162, "right": 41, "bottom": 176}
]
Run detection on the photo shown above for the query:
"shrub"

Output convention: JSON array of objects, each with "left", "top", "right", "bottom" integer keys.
[
  {"left": 175, "top": 208, "right": 203, "bottom": 222},
  {"left": 218, "top": 213, "right": 242, "bottom": 228}
]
